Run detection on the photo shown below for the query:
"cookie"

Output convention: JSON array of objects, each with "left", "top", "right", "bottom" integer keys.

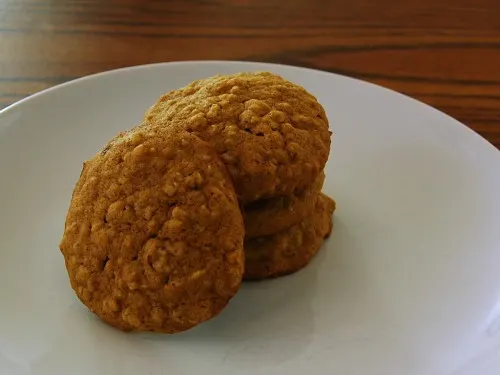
[
  {"left": 244, "top": 193, "right": 335, "bottom": 280},
  {"left": 59, "top": 128, "right": 245, "bottom": 333},
  {"left": 243, "top": 172, "right": 325, "bottom": 238},
  {"left": 142, "top": 72, "right": 331, "bottom": 203}
]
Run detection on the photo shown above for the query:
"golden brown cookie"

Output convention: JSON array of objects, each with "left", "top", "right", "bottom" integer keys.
[
  {"left": 59, "top": 128, "right": 244, "bottom": 333},
  {"left": 243, "top": 172, "right": 325, "bottom": 238},
  {"left": 142, "top": 72, "right": 331, "bottom": 203},
  {"left": 244, "top": 193, "right": 335, "bottom": 280}
]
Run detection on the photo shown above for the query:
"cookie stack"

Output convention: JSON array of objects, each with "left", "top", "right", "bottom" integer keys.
[
  {"left": 60, "top": 72, "right": 335, "bottom": 334},
  {"left": 144, "top": 72, "right": 335, "bottom": 280}
]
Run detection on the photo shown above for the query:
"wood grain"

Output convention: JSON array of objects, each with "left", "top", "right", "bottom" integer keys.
[{"left": 0, "top": 0, "right": 499, "bottom": 147}]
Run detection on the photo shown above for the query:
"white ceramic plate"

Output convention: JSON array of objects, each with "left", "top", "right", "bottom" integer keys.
[{"left": 1, "top": 61, "right": 500, "bottom": 375}]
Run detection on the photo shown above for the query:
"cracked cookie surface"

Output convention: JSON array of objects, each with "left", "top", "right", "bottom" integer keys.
[
  {"left": 60, "top": 128, "right": 244, "bottom": 333},
  {"left": 244, "top": 193, "right": 335, "bottom": 280},
  {"left": 142, "top": 72, "right": 331, "bottom": 203},
  {"left": 243, "top": 171, "right": 325, "bottom": 238}
]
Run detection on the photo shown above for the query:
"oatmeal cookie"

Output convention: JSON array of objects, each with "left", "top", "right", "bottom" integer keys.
[
  {"left": 244, "top": 193, "right": 335, "bottom": 280},
  {"left": 243, "top": 172, "right": 325, "bottom": 238},
  {"left": 59, "top": 128, "right": 244, "bottom": 333},
  {"left": 143, "top": 72, "right": 331, "bottom": 203}
]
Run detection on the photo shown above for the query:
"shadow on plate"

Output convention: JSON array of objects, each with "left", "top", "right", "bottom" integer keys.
[{"left": 30, "top": 249, "right": 323, "bottom": 373}]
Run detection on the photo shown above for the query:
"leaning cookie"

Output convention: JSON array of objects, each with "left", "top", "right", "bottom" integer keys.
[
  {"left": 244, "top": 193, "right": 335, "bottom": 280},
  {"left": 59, "top": 128, "right": 244, "bottom": 333},
  {"left": 142, "top": 72, "right": 331, "bottom": 203},
  {"left": 243, "top": 172, "right": 325, "bottom": 238}
]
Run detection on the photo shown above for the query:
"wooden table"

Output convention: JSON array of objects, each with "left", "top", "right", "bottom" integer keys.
[{"left": 1, "top": 0, "right": 498, "bottom": 148}]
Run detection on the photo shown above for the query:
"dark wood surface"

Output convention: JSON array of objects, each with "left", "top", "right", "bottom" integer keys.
[{"left": 0, "top": 0, "right": 499, "bottom": 147}]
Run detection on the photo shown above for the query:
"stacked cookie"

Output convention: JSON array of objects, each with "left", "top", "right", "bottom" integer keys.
[
  {"left": 144, "top": 72, "right": 335, "bottom": 280},
  {"left": 60, "top": 72, "right": 334, "bottom": 334}
]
